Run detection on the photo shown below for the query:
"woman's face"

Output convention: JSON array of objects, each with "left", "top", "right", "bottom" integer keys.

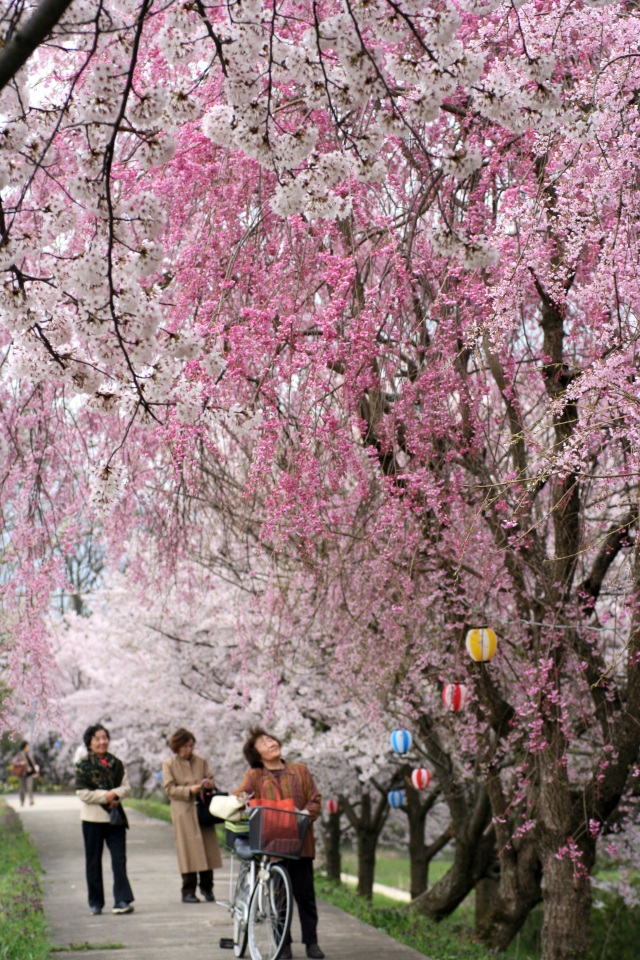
[
  {"left": 255, "top": 735, "right": 281, "bottom": 764},
  {"left": 178, "top": 739, "right": 195, "bottom": 759},
  {"left": 89, "top": 729, "right": 109, "bottom": 757}
]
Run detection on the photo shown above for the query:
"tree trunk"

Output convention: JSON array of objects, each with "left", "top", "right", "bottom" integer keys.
[
  {"left": 475, "top": 877, "right": 499, "bottom": 927},
  {"left": 540, "top": 852, "right": 591, "bottom": 960},
  {"left": 411, "top": 779, "right": 493, "bottom": 919},
  {"left": 406, "top": 786, "right": 428, "bottom": 899},
  {"left": 475, "top": 836, "right": 541, "bottom": 950},
  {"left": 339, "top": 788, "right": 388, "bottom": 901},
  {"left": 356, "top": 824, "right": 377, "bottom": 900},
  {"left": 412, "top": 827, "right": 494, "bottom": 917},
  {"left": 322, "top": 811, "right": 341, "bottom": 882}
]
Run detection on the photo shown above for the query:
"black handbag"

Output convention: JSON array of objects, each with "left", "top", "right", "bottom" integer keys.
[
  {"left": 109, "top": 804, "right": 129, "bottom": 829},
  {"left": 196, "top": 788, "right": 227, "bottom": 827}
]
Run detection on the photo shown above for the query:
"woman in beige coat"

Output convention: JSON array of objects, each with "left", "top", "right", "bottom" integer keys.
[{"left": 162, "top": 728, "right": 222, "bottom": 903}]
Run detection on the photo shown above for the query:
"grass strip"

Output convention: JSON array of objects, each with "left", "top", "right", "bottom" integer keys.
[
  {"left": 124, "top": 796, "right": 172, "bottom": 823},
  {"left": 50, "top": 945, "right": 125, "bottom": 952},
  {"left": 315, "top": 875, "right": 493, "bottom": 960},
  {"left": 0, "top": 799, "right": 50, "bottom": 960}
]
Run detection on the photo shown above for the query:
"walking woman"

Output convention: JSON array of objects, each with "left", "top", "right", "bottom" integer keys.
[
  {"left": 75, "top": 724, "right": 135, "bottom": 916},
  {"left": 13, "top": 740, "right": 38, "bottom": 806},
  {"left": 162, "top": 727, "right": 222, "bottom": 903},
  {"left": 235, "top": 727, "right": 324, "bottom": 960}
]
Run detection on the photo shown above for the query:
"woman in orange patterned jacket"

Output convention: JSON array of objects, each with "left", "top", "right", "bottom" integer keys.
[{"left": 235, "top": 727, "right": 325, "bottom": 960}]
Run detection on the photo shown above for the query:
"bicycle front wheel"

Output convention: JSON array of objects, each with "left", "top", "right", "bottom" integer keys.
[
  {"left": 247, "top": 862, "right": 292, "bottom": 960},
  {"left": 233, "top": 861, "right": 252, "bottom": 957}
]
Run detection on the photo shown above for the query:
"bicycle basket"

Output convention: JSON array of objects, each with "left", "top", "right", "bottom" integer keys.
[{"left": 248, "top": 806, "right": 310, "bottom": 859}]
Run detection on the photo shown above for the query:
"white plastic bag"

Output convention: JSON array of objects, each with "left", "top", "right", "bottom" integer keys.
[{"left": 208, "top": 793, "right": 244, "bottom": 822}]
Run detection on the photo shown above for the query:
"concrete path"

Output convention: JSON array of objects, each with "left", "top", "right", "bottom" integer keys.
[{"left": 7, "top": 794, "right": 429, "bottom": 960}]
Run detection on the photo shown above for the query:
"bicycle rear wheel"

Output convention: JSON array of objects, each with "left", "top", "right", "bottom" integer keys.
[
  {"left": 233, "top": 861, "right": 252, "bottom": 957},
  {"left": 247, "top": 862, "right": 292, "bottom": 960}
]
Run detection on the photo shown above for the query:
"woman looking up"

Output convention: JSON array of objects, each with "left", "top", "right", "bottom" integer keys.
[
  {"left": 235, "top": 727, "right": 325, "bottom": 960},
  {"left": 162, "top": 727, "right": 222, "bottom": 903}
]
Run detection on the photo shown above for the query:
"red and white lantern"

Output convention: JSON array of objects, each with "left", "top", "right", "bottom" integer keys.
[
  {"left": 325, "top": 798, "right": 339, "bottom": 816},
  {"left": 442, "top": 683, "right": 468, "bottom": 712},
  {"left": 411, "top": 768, "right": 432, "bottom": 791}
]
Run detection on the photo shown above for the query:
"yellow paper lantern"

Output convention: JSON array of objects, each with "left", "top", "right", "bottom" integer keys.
[{"left": 465, "top": 627, "right": 497, "bottom": 662}]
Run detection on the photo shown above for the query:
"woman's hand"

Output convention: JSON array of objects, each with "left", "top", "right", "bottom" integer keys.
[
  {"left": 190, "top": 783, "right": 202, "bottom": 795},
  {"left": 201, "top": 778, "right": 213, "bottom": 790},
  {"left": 105, "top": 790, "right": 118, "bottom": 804}
]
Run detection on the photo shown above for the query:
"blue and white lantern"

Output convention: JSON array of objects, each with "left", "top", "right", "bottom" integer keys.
[
  {"left": 388, "top": 789, "right": 406, "bottom": 809},
  {"left": 390, "top": 729, "right": 412, "bottom": 755}
]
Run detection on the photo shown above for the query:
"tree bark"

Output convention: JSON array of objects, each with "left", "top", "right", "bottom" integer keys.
[
  {"left": 0, "top": 0, "right": 76, "bottom": 90},
  {"left": 540, "top": 852, "right": 592, "bottom": 960},
  {"left": 339, "top": 789, "right": 389, "bottom": 901},
  {"left": 406, "top": 785, "right": 428, "bottom": 899},
  {"left": 356, "top": 821, "right": 377, "bottom": 900},
  {"left": 322, "top": 811, "right": 341, "bottom": 882},
  {"left": 475, "top": 836, "right": 541, "bottom": 950}
]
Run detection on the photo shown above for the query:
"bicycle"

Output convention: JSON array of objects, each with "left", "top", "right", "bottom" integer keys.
[{"left": 219, "top": 805, "right": 310, "bottom": 960}]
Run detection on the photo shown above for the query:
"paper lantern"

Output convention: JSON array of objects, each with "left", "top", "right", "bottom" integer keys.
[
  {"left": 465, "top": 627, "right": 497, "bottom": 662},
  {"left": 442, "top": 683, "right": 468, "bottom": 711},
  {"left": 390, "top": 729, "right": 412, "bottom": 754},
  {"left": 388, "top": 789, "right": 405, "bottom": 809},
  {"left": 325, "top": 799, "right": 339, "bottom": 816},
  {"left": 411, "top": 768, "right": 431, "bottom": 791}
]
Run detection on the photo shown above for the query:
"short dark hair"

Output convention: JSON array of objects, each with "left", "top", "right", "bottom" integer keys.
[
  {"left": 243, "top": 726, "right": 281, "bottom": 768},
  {"left": 168, "top": 728, "right": 196, "bottom": 753},
  {"left": 83, "top": 724, "right": 110, "bottom": 749},
  {"left": 19, "top": 740, "right": 29, "bottom": 751}
]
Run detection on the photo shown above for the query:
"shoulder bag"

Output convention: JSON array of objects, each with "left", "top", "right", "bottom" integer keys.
[{"left": 197, "top": 787, "right": 227, "bottom": 827}]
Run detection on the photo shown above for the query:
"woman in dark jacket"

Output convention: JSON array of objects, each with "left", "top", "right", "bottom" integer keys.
[
  {"left": 235, "top": 727, "right": 324, "bottom": 960},
  {"left": 75, "top": 724, "right": 134, "bottom": 916}
]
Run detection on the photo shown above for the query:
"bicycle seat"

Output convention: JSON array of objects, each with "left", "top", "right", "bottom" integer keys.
[{"left": 234, "top": 838, "right": 254, "bottom": 860}]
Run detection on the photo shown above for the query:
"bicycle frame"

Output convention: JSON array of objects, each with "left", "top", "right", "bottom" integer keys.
[{"left": 222, "top": 848, "right": 293, "bottom": 960}]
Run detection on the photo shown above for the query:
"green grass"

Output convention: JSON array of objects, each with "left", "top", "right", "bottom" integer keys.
[
  {"left": 316, "top": 875, "right": 492, "bottom": 960},
  {"left": 0, "top": 799, "right": 50, "bottom": 960},
  {"left": 50, "top": 945, "right": 125, "bottom": 953},
  {"left": 124, "top": 796, "right": 172, "bottom": 823},
  {"left": 341, "top": 849, "right": 451, "bottom": 892}
]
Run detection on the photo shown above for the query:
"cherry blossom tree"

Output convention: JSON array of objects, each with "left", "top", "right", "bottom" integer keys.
[{"left": 2, "top": 3, "right": 640, "bottom": 959}]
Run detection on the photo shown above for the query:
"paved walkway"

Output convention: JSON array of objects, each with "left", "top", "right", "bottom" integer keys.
[{"left": 7, "top": 794, "right": 428, "bottom": 960}]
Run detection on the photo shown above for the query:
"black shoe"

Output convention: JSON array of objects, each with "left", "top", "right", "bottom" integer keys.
[
  {"left": 306, "top": 946, "right": 325, "bottom": 959},
  {"left": 89, "top": 906, "right": 102, "bottom": 915},
  {"left": 279, "top": 948, "right": 292, "bottom": 960},
  {"left": 112, "top": 902, "right": 134, "bottom": 914},
  {"left": 201, "top": 890, "right": 215, "bottom": 902},
  {"left": 182, "top": 893, "right": 200, "bottom": 903}
]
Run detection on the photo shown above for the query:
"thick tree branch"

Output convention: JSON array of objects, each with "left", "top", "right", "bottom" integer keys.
[{"left": 0, "top": 0, "right": 75, "bottom": 90}]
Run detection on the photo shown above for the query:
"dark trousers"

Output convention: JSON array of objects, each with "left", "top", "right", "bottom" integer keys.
[
  {"left": 82, "top": 821, "right": 134, "bottom": 909},
  {"left": 283, "top": 857, "right": 319, "bottom": 945},
  {"left": 181, "top": 869, "right": 213, "bottom": 895}
]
